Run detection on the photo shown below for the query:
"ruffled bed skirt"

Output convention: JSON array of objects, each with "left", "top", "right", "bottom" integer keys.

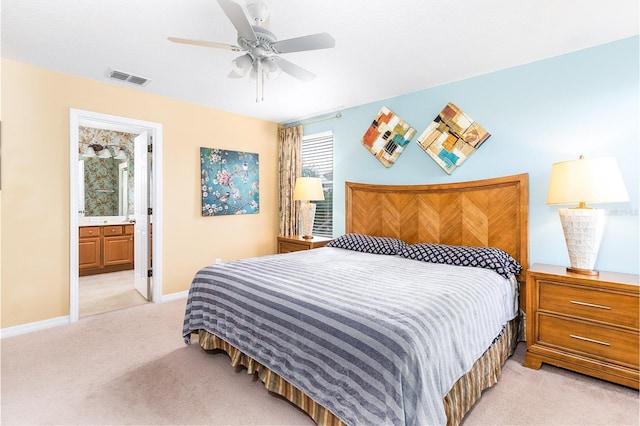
[{"left": 197, "top": 316, "right": 519, "bottom": 426}]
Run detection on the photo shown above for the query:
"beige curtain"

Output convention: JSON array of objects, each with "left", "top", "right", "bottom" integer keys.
[{"left": 278, "top": 125, "right": 303, "bottom": 236}]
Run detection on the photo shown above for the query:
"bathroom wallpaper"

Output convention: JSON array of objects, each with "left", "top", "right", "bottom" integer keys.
[{"left": 79, "top": 127, "right": 136, "bottom": 217}]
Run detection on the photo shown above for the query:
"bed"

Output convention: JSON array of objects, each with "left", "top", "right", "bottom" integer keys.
[{"left": 183, "top": 173, "right": 529, "bottom": 426}]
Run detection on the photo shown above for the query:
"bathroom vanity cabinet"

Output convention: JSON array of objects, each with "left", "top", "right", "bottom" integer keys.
[{"left": 79, "top": 224, "right": 134, "bottom": 276}]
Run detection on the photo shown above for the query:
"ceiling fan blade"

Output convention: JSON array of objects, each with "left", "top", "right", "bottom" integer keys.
[
  {"left": 272, "top": 32, "right": 335, "bottom": 54},
  {"left": 227, "top": 70, "right": 245, "bottom": 78},
  {"left": 216, "top": 0, "right": 257, "bottom": 43},
  {"left": 272, "top": 57, "right": 315, "bottom": 82},
  {"left": 168, "top": 37, "right": 241, "bottom": 51}
]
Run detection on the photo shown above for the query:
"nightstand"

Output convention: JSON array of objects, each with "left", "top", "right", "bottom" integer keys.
[
  {"left": 277, "top": 235, "right": 332, "bottom": 254},
  {"left": 523, "top": 263, "right": 639, "bottom": 389}
]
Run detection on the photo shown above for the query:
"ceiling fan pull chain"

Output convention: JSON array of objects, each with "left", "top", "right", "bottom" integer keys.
[
  {"left": 255, "top": 61, "right": 259, "bottom": 103},
  {"left": 261, "top": 67, "right": 265, "bottom": 102},
  {"left": 255, "top": 59, "right": 265, "bottom": 103}
]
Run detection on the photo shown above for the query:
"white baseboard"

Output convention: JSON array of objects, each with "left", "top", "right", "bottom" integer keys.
[
  {"left": 1, "top": 316, "right": 70, "bottom": 339},
  {"left": 2, "top": 291, "right": 188, "bottom": 338},
  {"left": 160, "top": 290, "right": 188, "bottom": 302}
]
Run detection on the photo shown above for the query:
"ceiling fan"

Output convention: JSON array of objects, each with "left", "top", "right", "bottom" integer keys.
[{"left": 168, "top": 0, "right": 335, "bottom": 102}]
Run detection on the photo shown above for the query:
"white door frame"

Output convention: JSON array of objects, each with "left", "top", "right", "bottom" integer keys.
[{"left": 69, "top": 108, "right": 163, "bottom": 323}]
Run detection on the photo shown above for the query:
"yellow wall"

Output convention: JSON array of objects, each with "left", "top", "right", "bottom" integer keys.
[
  {"left": 1, "top": 59, "right": 279, "bottom": 328},
  {"left": 1, "top": 57, "right": 3, "bottom": 327}
]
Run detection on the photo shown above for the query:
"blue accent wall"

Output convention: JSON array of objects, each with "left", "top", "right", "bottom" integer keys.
[{"left": 293, "top": 36, "right": 639, "bottom": 274}]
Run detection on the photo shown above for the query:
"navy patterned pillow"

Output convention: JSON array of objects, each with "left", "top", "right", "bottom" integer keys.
[
  {"left": 327, "top": 233, "right": 407, "bottom": 255},
  {"left": 400, "top": 243, "right": 522, "bottom": 279}
]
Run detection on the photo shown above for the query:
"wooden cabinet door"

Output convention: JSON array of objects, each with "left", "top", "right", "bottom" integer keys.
[
  {"left": 79, "top": 237, "right": 101, "bottom": 270},
  {"left": 103, "top": 235, "right": 134, "bottom": 266}
]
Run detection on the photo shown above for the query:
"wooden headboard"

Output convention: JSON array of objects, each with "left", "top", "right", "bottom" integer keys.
[{"left": 345, "top": 173, "right": 529, "bottom": 279}]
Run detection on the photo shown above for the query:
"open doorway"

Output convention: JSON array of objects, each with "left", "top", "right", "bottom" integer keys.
[
  {"left": 69, "top": 109, "right": 163, "bottom": 322},
  {"left": 77, "top": 128, "right": 145, "bottom": 317}
]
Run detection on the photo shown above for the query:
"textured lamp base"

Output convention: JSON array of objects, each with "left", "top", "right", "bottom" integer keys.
[
  {"left": 299, "top": 201, "right": 317, "bottom": 240},
  {"left": 558, "top": 208, "right": 606, "bottom": 276}
]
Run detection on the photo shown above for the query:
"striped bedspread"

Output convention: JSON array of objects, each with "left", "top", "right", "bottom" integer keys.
[{"left": 183, "top": 247, "right": 518, "bottom": 425}]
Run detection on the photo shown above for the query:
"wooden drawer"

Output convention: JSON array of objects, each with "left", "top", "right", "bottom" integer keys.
[
  {"left": 279, "top": 241, "right": 309, "bottom": 253},
  {"left": 539, "top": 280, "right": 639, "bottom": 329},
  {"left": 525, "top": 264, "right": 640, "bottom": 388},
  {"left": 79, "top": 226, "right": 100, "bottom": 238},
  {"left": 277, "top": 236, "right": 332, "bottom": 254},
  {"left": 124, "top": 224, "right": 134, "bottom": 235},
  {"left": 538, "top": 314, "right": 639, "bottom": 367},
  {"left": 103, "top": 225, "right": 123, "bottom": 236}
]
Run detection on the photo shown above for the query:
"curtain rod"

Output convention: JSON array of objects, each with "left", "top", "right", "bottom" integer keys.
[{"left": 284, "top": 112, "right": 342, "bottom": 128}]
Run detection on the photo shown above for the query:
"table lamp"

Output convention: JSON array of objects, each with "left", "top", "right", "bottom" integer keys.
[
  {"left": 547, "top": 155, "right": 629, "bottom": 275},
  {"left": 293, "top": 177, "right": 325, "bottom": 239}
]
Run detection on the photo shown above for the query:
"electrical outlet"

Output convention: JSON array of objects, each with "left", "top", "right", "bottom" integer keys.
[{"left": 215, "top": 258, "right": 222, "bottom": 264}]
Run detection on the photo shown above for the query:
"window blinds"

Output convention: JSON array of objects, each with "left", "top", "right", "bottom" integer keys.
[{"left": 301, "top": 131, "right": 333, "bottom": 237}]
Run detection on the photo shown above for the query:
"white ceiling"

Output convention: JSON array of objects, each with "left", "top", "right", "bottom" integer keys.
[{"left": 2, "top": 0, "right": 638, "bottom": 124}]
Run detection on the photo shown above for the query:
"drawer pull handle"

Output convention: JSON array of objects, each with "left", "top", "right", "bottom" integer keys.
[
  {"left": 570, "top": 300, "right": 611, "bottom": 310},
  {"left": 569, "top": 334, "right": 610, "bottom": 346}
]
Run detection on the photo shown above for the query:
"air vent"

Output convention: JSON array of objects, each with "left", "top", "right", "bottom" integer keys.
[
  {"left": 107, "top": 69, "right": 151, "bottom": 86},
  {"left": 127, "top": 75, "right": 149, "bottom": 86}
]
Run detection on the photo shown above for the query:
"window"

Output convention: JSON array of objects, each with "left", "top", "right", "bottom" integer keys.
[{"left": 301, "top": 131, "right": 333, "bottom": 237}]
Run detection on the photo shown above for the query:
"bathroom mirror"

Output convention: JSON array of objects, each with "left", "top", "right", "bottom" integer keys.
[
  {"left": 78, "top": 126, "right": 136, "bottom": 218},
  {"left": 79, "top": 157, "right": 132, "bottom": 217}
]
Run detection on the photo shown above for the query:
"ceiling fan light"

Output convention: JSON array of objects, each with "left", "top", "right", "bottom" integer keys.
[
  {"left": 232, "top": 53, "right": 253, "bottom": 76},
  {"left": 262, "top": 58, "right": 281, "bottom": 80}
]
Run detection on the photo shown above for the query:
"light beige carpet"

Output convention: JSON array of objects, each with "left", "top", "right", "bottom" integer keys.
[{"left": 1, "top": 298, "right": 638, "bottom": 425}]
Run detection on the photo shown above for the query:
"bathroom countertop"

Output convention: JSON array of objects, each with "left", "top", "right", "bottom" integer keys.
[{"left": 79, "top": 218, "right": 134, "bottom": 227}]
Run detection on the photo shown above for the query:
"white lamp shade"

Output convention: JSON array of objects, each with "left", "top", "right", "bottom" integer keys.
[
  {"left": 547, "top": 156, "right": 629, "bottom": 205},
  {"left": 232, "top": 54, "right": 253, "bottom": 76},
  {"left": 293, "top": 177, "right": 325, "bottom": 201},
  {"left": 261, "top": 57, "right": 281, "bottom": 80},
  {"left": 114, "top": 148, "right": 127, "bottom": 160},
  {"left": 98, "top": 148, "right": 112, "bottom": 159},
  {"left": 83, "top": 146, "right": 96, "bottom": 158}
]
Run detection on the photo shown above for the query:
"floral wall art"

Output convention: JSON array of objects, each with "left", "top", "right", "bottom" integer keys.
[
  {"left": 417, "top": 102, "right": 490, "bottom": 174},
  {"left": 200, "top": 147, "right": 259, "bottom": 216},
  {"left": 361, "top": 106, "right": 416, "bottom": 168}
]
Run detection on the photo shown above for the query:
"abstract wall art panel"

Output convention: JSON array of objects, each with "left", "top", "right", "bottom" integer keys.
[
  {"left": 200, "top": 147, "right": 259, "bottom": 216},
  {"left": 361, "top": 106, "right": 417, "bottom": 168},
  {"left": 417, "top": 103, "right": 490, "bottom": 174}
]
